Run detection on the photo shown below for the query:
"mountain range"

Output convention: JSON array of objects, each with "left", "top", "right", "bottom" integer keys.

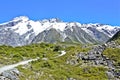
[{"left": 0, "top": 16, "right": 120, "bottom": 46}]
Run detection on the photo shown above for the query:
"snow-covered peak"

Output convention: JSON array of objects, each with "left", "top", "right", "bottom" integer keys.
[
  {"left": 49, "top": 18, "right": 62, "bottom": 23},
  {"left": 81, "top": 23, "right": 120, "bottom": 37},
  {"left": 0, "top": 16, "right": 120, "bottom": 38},
  {"left": 12, "top": 16, "right": 29, "bottom": 22},
  {"left": 97, "top": 25, "right": 114, "bottom": 30},
  {"left": 81, "top": 23, "right": 101, "bottom": 28},
  {"left": 41, "top": 18, "right": 62, "bottom": 23}
]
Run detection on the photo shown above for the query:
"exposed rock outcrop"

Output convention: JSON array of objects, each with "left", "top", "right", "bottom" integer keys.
[{"left": 0, "top": 68, "right": 19, "bottom": 80}]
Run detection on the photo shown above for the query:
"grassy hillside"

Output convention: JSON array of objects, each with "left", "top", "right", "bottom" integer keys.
[
  {"left": 103, "top": 48, "right": 120, "bottom": 67},
  {"left": 0, "top": 43, "right": 108, "bottom": 80}
]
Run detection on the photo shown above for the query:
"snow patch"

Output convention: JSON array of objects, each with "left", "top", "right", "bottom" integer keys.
[
  {"left": 13, "top": 16, "right": 29, "bottom": 22},
  {"left": 58, "top": 51, "right": 66, "bottom": 57},
  {"left": 51, "top": 23, "right": 67, "bottom": 31},
  {"left": 12, "top": 22, "right": 30, "bottom": 35},
  {"left": 29, "top": 21, "right": 45, "bottom": 35}
]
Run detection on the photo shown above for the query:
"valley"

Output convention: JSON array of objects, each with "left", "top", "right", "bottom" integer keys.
[{"left": 0, "top": 17, "right": 120, "bottom": 80}]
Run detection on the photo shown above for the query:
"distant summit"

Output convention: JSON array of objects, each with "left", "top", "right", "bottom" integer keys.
[
  {"left": 0, "top": 16, "right": 120, "bottom": 46},
  {"left": 13, "top": 16, "right": 29, "bottom": 22}
]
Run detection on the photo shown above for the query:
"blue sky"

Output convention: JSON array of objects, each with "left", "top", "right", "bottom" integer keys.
[{"left": 0, "top": 0, "right": 120, "bottom": 26}]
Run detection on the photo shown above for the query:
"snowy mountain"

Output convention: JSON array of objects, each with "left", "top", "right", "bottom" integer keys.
[{"left": 0, "top": 16, "right": 120, "bottom": 46}]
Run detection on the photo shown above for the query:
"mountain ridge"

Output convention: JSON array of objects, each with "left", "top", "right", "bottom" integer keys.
[
  {"left": 0, "top": 16, "right": 120, "bottom": 46},
  {"left": 109, "top": 30, "right": 120, "bottom": 41}
]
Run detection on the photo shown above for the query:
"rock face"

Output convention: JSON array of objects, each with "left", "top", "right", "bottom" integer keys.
[
  {"left": 0, "top": 68, "right": 19, "bottom": 80},
  {"left": 79, "top": 45, "right": 113, "bottom": 67},
  {"left": 32, "top": 28, "right": 64, "bottom": 43},
  {"left": 0, "top": 16, "right": 120, "bottom": 46},
  {"left": 32, "top": 26, "right": 97, "bottom": 44},
  {"left": 108, "top": 30, "right": 120, "bottom": 42}
]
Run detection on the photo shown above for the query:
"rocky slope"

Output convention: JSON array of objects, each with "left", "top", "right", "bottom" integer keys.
[
  {"left": 108, "top": 30, "right": 120, "bottom": 42},
  {"left": 0, "top": 35, "right": 120, "bottom": 80},
  {"left": 0, "top": 16, "right": 119, "bottom": 46}
]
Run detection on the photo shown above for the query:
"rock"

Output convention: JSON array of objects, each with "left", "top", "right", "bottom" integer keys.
[
  {"left": 106, "top": 60, "right": 114, "bottom": 69},
  {"left": 0, "top": 68, "right": 19, "bottom": 80},
  {"left": 88, "top": 53, "right": 96, "bottom": 60},
  {"left": 106, "top": 71, "right": 114, "bottom": 79},
  {"left": 0, "top": 76, "right": 10, "bottom": 80},
  {"left": 42, "top": 58, "right": 48, "bottom": 61},
  {"left": 67, "top": 78, "right": 76, "bottom": 80},
  {"left": 76, "top": 52, "right": 85, "bottom": 59}
]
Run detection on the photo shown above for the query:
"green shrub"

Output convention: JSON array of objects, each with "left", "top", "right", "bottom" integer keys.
[{"left": 103, "top": 48, "right": 120, "bottom": 66}]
